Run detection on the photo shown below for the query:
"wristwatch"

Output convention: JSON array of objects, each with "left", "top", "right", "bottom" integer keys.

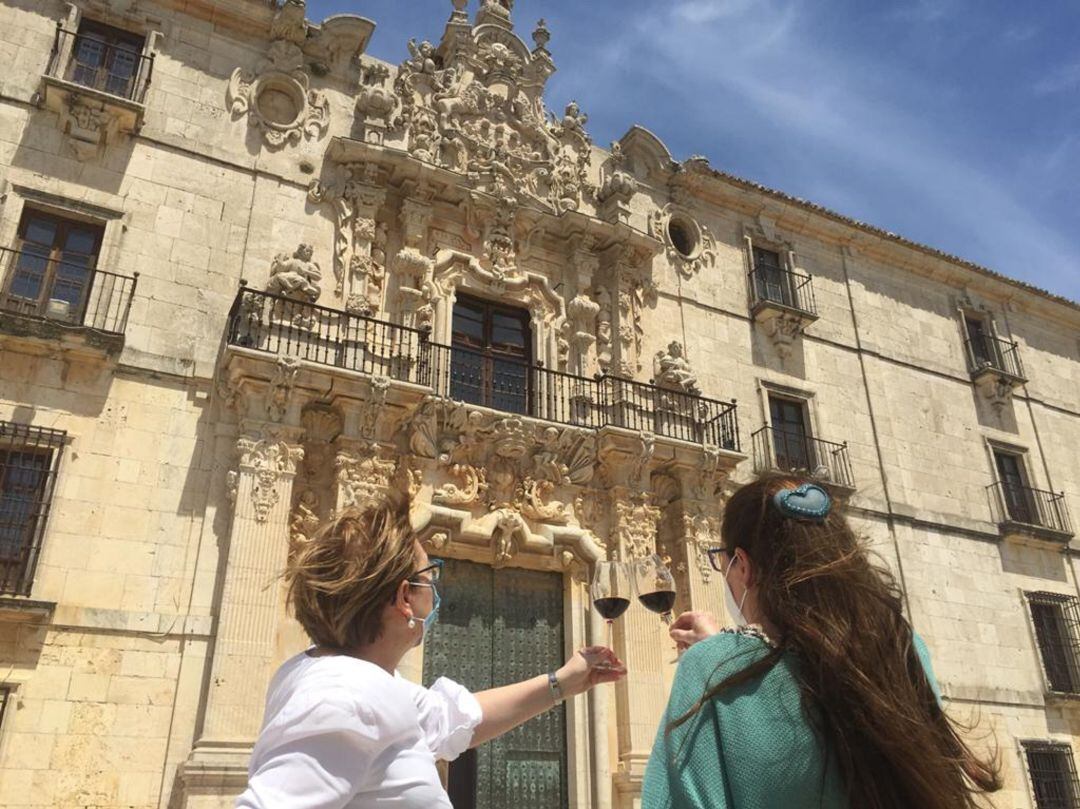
[{"left": 547, "top": 671, "right": 565, "bottom": 703}]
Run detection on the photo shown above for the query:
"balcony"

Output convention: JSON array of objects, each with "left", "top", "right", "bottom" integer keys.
[
  {"left": 987, "top": 481, "right": 1074, "bottom": 545},
  {"left": 226, "top": 288, "right": 741, "bottom": 451},
  {"left": 751, "top": 425, "right": 855, "bottom": 492},
  {"left": 40, "top": 24, "right": 154, "bottom": 157},
  {"left": 0, "top": 247, "right": 137, "bottom": 356},
  {"left": 749, "top": 265, "right": 818, "bottom": 321},
  {"left": 965, "top": 332, "right": 1025, "bottom": 384}
]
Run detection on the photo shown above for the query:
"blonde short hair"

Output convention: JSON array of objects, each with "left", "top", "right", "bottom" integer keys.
[{"left": 285, "top": 498, "right": 416, "bottom": 649}]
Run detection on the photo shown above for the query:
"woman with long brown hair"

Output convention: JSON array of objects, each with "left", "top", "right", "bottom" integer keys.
[{"left": 642, "top": 474, "right": 1000, "bottom": 809}]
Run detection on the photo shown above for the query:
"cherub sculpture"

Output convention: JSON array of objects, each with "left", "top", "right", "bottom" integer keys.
[
  {"left": 406, "top": 39, "right": 437, "bottom": 75},
  {"left": 267, "top": 244, "right": 322, "bottom": 303},
  {"left": 653, "top": 341, "right": 701, "bottom": 395}
]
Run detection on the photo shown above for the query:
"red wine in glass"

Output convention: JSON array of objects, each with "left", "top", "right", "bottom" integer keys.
[
  {"left": 593, "top": 596, "right": 631, "bottom": 621},
  {"left": 591, "top": 560, "right": 632, "bottom": 647},
  {"left": 638, "top": 590, "right": 676, "bottom": 615}
]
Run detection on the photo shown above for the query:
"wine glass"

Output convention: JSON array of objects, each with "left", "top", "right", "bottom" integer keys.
[
  {"left": 591, "top": 560, "right": 632, "bottom": 648},
  {"left": 634, "top": 554, "right": 677, "bottom": 624}
]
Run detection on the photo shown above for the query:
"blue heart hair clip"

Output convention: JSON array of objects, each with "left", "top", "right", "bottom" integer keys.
[{"left": 773, "top": 483, "right": 832, "bottom": 522}]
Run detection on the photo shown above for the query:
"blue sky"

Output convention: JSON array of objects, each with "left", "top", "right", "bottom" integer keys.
[{"left": 309, "top": 0, "right": 1080, "bottom": 303}]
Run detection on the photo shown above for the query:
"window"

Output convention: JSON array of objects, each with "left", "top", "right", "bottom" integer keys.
[
  {"left": 0, "top": 687, "right": 9, "bottom": 731},
  {"left": 768, "top": 394, "right": 813, "bottom": 471},
  {"left": 964, "top": 315, "right": 995, "bottom": 368},
  {"left": 0, "top": 422, "right": 66, "bottom": 596},
  {"left": 1024, "top": 741, "right": 1080, "bottom": 809},
  {"left": 993, "top": 449, "right": 1035, "bottom": 525},
  {"left": 67, "top": 20, "right": 146, "bottom": 100},
  {"left": 2, "top": 209, "right": 103, "bottom": 323},
  {"left": 1027, "top": 593, "right": 1080, "bottom": 695},
  {"left": 449, "top": 295, "right": 531, "bottom": 414},
  {"left": 753, "top": 246, "right": 789, "bottom": 305}
]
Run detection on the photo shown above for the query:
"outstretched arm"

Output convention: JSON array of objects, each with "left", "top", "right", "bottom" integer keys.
[{"left": 470, "top": 646, "right": 624, "bottom": 747}]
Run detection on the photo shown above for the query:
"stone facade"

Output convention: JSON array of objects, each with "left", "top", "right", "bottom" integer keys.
[{"left": 0, "top": 1, "right": 1076, "bottom": 808}]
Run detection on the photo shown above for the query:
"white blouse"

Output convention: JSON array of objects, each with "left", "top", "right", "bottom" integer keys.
[{"left": 235, "top": 650, "right": 483, "bottom": 809}]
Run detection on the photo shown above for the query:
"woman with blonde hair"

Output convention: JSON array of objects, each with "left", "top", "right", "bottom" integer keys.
[
  {"left": 643, "top": 474, "right": 1000, "bottom": 809},
  {"left": 237, "top": 497, "right": 625, "bottom": 808}
]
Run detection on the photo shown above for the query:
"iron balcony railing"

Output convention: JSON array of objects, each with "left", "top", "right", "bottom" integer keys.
[
  {"left": 749, "top": 264, "right": 817, "bottom": 317},
  {"left": 227, "top": 287, "right": 435, "bottom": 387},
  {"left": 965, "top": 332, "right": 1025, "bottom": 380},
  {"left": 987, "top": 481, "right": 1073, "bottom": 536},
  {"left": 0, "top": 247, "right": 138, "bottom": 336},
  {"left": 47, "top": 24, "right": 154, "bottom": 104},
  {"left": 751, "top": 425, "right": 854, "bottom": 490},
  {"left": 227, "top": 288, "right": 741, "bottom": 451}
]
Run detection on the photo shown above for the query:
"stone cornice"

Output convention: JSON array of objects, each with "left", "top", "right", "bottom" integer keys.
[{"left": 671, "top": 158, "right": 1079, "bottom": 323}]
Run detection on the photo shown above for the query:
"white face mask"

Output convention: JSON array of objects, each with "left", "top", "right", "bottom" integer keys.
[{"left": 722, "top": 555, "right": 749, "bottom": 628}]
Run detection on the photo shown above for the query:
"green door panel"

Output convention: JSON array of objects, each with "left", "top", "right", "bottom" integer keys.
[{"left": 423, "top": 559, "right": 568, "bottom": 809}]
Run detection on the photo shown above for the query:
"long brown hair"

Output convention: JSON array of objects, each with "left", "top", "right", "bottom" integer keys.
[{"left": 671, "top": 474, "right": 1000, "bottom": 808}]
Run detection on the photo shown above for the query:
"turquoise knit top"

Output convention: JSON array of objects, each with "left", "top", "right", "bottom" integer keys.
[{"left": 642, "top": 629, "right": 941, "bottom": 809}]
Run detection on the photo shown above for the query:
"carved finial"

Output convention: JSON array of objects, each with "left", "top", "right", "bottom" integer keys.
[
  {"left": 452, "top": 0, "right": 468, "bottom": 10},
  {"left": 477, "top": 0, "right": 514, "bottom": 25},
  {"left": 533, "top": 19, "right": 551, "bottom": 51}
]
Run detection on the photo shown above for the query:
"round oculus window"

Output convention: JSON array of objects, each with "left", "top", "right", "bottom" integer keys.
[{"left": 667, "top": 215, "right": 700, "bottom": 259}]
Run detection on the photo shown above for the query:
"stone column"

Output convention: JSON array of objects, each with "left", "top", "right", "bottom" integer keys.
[
  {"left": 675, "top": 457, "right": 731, "bottom": 622},
  {"left": 184, "top": 427, "right": 303, "bottom": 795},
  {"left": 609, "top": 486, "right": 665, "bottom": 809}
]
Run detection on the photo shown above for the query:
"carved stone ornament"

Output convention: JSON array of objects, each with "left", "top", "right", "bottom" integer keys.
[
  {"left": 237, "top": 434, "right": 304, "bottom": 523},
  {"left": 389, "top": 7, "right": 594, "bottom": 213},
  {"left": 977, "top": 374, "right": 1017, "bottom": 415},
  {"left": 416, "top": 400, "right": 596, "bottom": 525},
  {"left": 355, "top": 62, "right": 398, "bottom": 145},
  {"left": 613, "top": 491, "right": 661, "bottom": 560},
  {"left": 307, "top": 163, "right": 389, "bottom": 309},
  {"left": 683, "top": 508, "right": 720, "bottom": 583},
  {"left": 56, "top": 93, "right": 122, "bottom": 161},
  {"left": 289, "top": 489, "right": 321, "bottom": 547},
  {"left": 650, "top": 204, "right": 717, "bottom": 279},
  {"left": 652, "top": 341, "right": 701, "bottom": 396},
  {"left": 336, "top": 444, "right": 398, "bottom": 512},
  {"left": 268, "top": 355, "right": 301, "bottom": 422},
  {"left": 228, "top": 4, "right": 329, "bottom": 150},
  {"left": 760, "top": 310, "right": 804, "bottom": 359}
]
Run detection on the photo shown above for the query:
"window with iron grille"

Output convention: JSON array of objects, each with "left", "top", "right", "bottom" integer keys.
[
  {"left": 1027, "top": 592, "right": 1080, "bottom": 695},
  {"left": 0, "top": 422, "right": 66, "bottom": 596},
  {"left": 1024, "top": 741, "right": 1080, "bottom": 809}
]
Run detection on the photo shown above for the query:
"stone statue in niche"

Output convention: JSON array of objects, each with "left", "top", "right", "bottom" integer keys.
[
  {"left": 267, "top": 244, "right": 322, "bottom": 303},
  {"left": 653, "top": 341, "right": 701, "bottom": 395}
]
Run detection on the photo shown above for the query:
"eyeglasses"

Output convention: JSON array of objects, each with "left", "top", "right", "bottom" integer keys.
[
  {"left": 706, "top": 547, "right": 730, "bottom": 574},
  {"left": 408, "top": 558, "right": 443, "bottom": 586}
]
